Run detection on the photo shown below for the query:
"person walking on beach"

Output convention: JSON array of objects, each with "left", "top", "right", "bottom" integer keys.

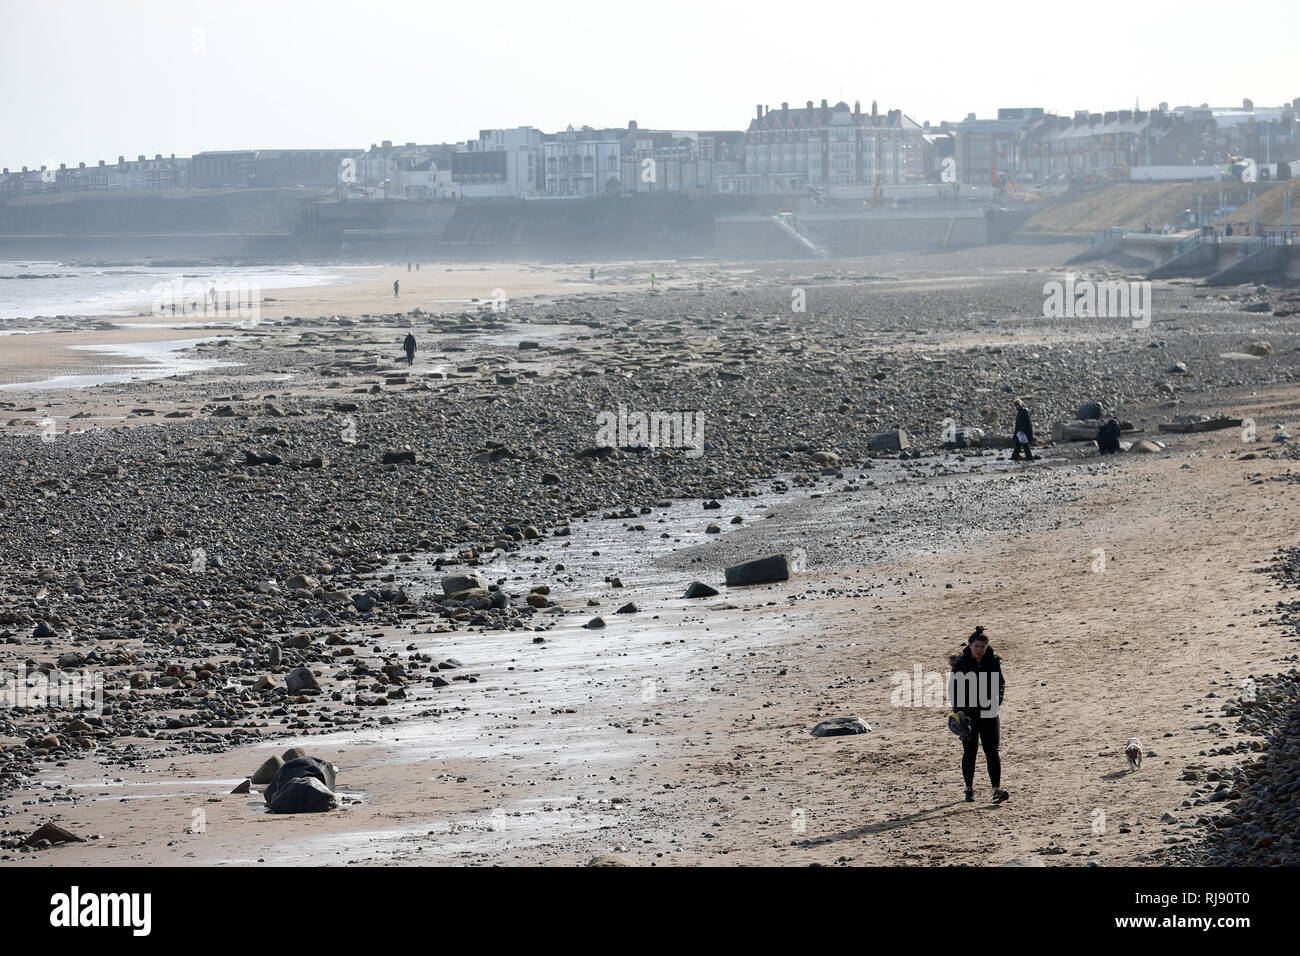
[
  {"left": 393, "top": 279, "right": 400, "bottom": 299},
  {"left": 1011, "top": 398, "right": 1035, "bottom": 461},
  {"left": 402, "top": 332, "right": 416, "bottom": 367},
  {"left": 949, "top": 625, "right": 1009, "bottom": 805}
]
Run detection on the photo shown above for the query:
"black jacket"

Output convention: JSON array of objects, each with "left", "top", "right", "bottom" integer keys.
[
  {"left": 1014, "top": 408, "right": 1034, "bottom": 443},
  {"left": 948, "top": 646, "right": 1006, "bottom": 715},
  {"left": 402, "top": 334, "right": 416, "bottom": 354}
]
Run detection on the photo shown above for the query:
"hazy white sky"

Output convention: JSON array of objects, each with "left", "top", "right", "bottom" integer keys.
[{"left": 2, "top": 0, "right": 1295, "bottom": 169}]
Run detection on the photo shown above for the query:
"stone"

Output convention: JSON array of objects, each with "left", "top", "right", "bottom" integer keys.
[
  {"left": 724, "top": 550, "right": 805, "bottom": 587},
  {"left": 1244, "top": 340, "right": 1273, "bottom": 356},
  {"left": 684, "top": 581, "right": 719, "bottom": 599},
  {"left": 23, "top": 822, "right": 83, "bottom": 846},
  {"left": 810, "top": 716, "right": 872, "bottom": 737},
  {"left": 251, "top": 756, "right": 284, "bottom": 785},
  {"left": 285, "top": 667, "right": 320, "bottom": 693},
  {"left": 262, "top": 754, "right": 335, "bottom": 806},
  {"left": 616, "top": 602, "right": 638, "bottom": 614},
  {"left": 586, "top": 853, "right": 635, "bottom": 866},
  {"left": 1003, "top": 857, "right": 1047, "bottom": 867},
  {"left": 381, "top": 450, "right": 418, "bottom": 465},
  {"left": 1076, "top": 400, "right": 1104, "bottom": 420},
  {"left": 868, "top": 429, "right": 911, "bottom": 452},
  {"left": 266, "top": 776, "right": 337, "bottom": 814},
  {"left": 1128, "top": 439, "right": 1165, "bottom": 454},
  {"left": 441, "top": 570, "right": 487, "bottom": 595},
  {"left": 230, "top": 779, "right": 251, "bottom": 794},
  {"left": 585, "top": 616, "right": 606, "bottom": 629}
]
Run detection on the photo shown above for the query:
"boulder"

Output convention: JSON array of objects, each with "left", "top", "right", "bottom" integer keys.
[
  {"left": 586, "top": 854, "right": 635, "bottom": 867},
  {"left": 810, "top": 716, "right": 872, "bottom": 737},
  {"left": 1076, "top": 400, "right": 1104, "bottom": 420},
  {"left": 266, "top": 776, "right": 337, "bottom": 814},
  {"left": 441, "top": 570, "right": 486, "bottom": 595},
  {"left": 868, "top": 429, "right": 911, "bottom": 452},
  {"left": 251, "top": 755, "right": 284, "bottom": 785},
  {"left": 265, "top": 756, "right": 337, "bottom": 814},
  {"left": 724, "top": 550, "right": 806, "bottom": 587},
  {"left": 285, "top": 666, "right": 320, "bottom": 693},
  {"left": 1244, "top": 340, "right": 1273, "bottom": 356},
  {"left": 683, "top": 581, "right": 719, "bottom": 599}
]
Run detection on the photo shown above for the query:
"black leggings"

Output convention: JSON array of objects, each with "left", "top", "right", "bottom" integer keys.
[{"left": 961, "top": 715, "right": 1001, "bottom": 789}]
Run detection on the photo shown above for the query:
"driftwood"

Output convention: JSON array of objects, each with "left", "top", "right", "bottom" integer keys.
[
  {"left": 1051, "top": 419, "right": 1136, "bottom": 443},
  {"left": 1157, "top": 417, "right": 1243, "bottom": 434}
]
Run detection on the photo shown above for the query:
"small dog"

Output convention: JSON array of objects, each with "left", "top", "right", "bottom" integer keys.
[{"left": 1125, "top": 737, "right": 1143, "bottom": 771}]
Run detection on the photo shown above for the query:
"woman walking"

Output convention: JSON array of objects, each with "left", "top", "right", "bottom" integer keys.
[
  {"left": 949, "top": 625, "right": 1009, "bottom": 804},
  {"left": 1011, "top": 398, "right": 1035, "bottom": 461}
]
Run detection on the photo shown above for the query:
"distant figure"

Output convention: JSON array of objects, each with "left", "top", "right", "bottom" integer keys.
[
  {"left": 650, "top": 272, "right": 656, "bottom": 290},
  {"left": 1097, "top": 418, "right": 1121, "bottom": 454},
  {"left": 402, "top": 332, "right": 416, "bottom": 366},
  {"left": 407, "top": 262, "right": 412, "bottom": 272},
  {"left": 1225, "top": 223, "right": 1234, "bottom": 237},
  {"left": 393, "top": 279, "right": 400, "bottom": 299},
  {"left": 416, "top": 263, "right": 420, "bottom": 271},
  {"left": 589, "top": 267, "right": 596, "bottom": 280},
  {"left": 1011, "top": 398, "right": 1035, "bottom": 462}
]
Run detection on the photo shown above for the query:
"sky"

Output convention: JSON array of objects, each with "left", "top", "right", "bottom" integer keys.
[{"left": 2, "top": 0, "right": 1296, "bottom": 170}]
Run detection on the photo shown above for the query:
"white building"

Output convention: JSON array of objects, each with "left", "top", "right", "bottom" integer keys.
[{"left": 541, "top": 126, "right": 621, "bottom": 198}]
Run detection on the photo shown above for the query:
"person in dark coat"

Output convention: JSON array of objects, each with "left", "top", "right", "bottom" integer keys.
[
  {"left": 949, "top": 625, "right": 1009, "bottom": 804},
  {"left": 402, "top": 332, "right": 416, "bottom": 367},
  {"left": 1097, "top": 417, "right": 1121, "bottom": 454},
  {"left": 1011, "top": 398, "right": 1035, "bottom": 461}
]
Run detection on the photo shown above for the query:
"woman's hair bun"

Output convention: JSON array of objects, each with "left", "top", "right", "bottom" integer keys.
[{"left": 970, "top": 625, "right": 987, "bottom": 641}]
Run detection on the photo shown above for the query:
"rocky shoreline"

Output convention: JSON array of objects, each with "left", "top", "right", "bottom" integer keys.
[{"left": 2, "top": 249, "right": 1299, "bottom": 858}]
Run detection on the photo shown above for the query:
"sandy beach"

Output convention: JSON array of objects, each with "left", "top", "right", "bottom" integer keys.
[{"left": 2, "top": 243, "right": 1299, "bottom": 867}]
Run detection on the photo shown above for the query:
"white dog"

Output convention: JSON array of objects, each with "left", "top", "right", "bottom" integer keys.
[{"left": 1124, "top": 737, "right": 1143, "bottom": 771}]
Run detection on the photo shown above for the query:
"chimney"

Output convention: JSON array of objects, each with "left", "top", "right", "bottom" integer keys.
[
  {"left": 756, "top": 104, "right": 763, "bottom": 120},
  {"left": 155, "top": 153, "right": 162, "bottom": 160},
  {"left": 820, "top": 98, "right": 829, "bottom": 108},
  {"left": 872, "top": 99, "right": 878, "bottom": 122},
  {"left": 59, "top": 163, "right": 66, "bottom": 171},
  {"left": 1159, "top": 101, "right": 1169, "bottom": 112},
  {"left": 1243, "top": 97, "right": 1253, "bottom": 110},
  {"left": 99, "top": 159, "right": 105, "bottom": 167},
  {"left": 382, "top": 139, "right": 392, "bottom": 148},
  {"left": 782, "top": 101, "right": 789, "bottom": 112},
  {"left": 806, "top": 100, "right": 814, "bottom": 111},
  {"left": 118, "top": 155, "right": 125, "bottom": 165},
  {"left": 138, "top": 154, "right": 145, "bottom": 162},
  {"left": 628, "top": 120, "right": 637, "bottom": 130},
  {"left": 854, "top": 100, "right": 861, "bottom": 118},
  {"left": 21, "top": 166, "right": 27, "bottom": 173},
  {"left": 79, "top": 161, "right": 85, "bottom": 169}
]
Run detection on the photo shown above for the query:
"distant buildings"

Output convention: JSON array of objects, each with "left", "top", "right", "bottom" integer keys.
[
  {"left": 6, "top": 96, "right": 1297, "bottom": 201},
  {"left": 729, "top": 99, "right": 925, "bottom": 193}
]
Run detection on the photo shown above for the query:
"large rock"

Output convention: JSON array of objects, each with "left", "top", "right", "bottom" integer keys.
[
  {"left": 811, "top": 716, "right": 872, "bottom": 737},
  {"left": 1244, "top": 340, "right": 1273, "bottom": 356},
  {"left": 266, "top": 776, "right": 338, "bottom": 814},
  {"left": 724, "top": 550, "right": 805, "bottom": 587},
  {"left": 1076, "top": 400, "right": 1104, "bottom": 420},
  {"left": 868, "top": 429, "right": 911, "bottom": 452},
  {"left": 684, "top": 581, "right": 719, "bottom": 598},
  {"left": 441, "top": 570, "right": 487, "bottom": 595},
  {"left": 285, "top": 666, "right": 320, "bottom": 693},
  {"left": 1128, "top": 439, "right": 1165, "bottom": 454},
  {"left": 251, "top": 755, "right": 284, "bottom": 785},
  {"left": 265, "top": 756, "right": 338, "bottom": 814},
  {"left": 943, "top": 426, "right": 985, "bottom": 449}
]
